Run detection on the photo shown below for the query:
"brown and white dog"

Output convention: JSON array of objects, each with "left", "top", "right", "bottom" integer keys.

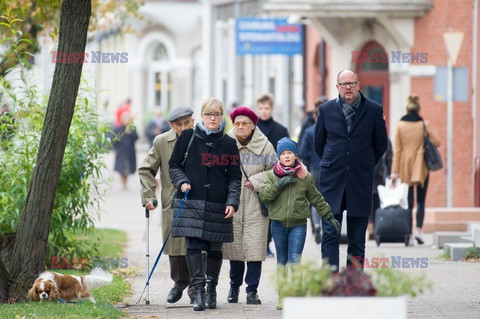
[{"left": 28, "top": 268, "right": 113, "bottom": 303}]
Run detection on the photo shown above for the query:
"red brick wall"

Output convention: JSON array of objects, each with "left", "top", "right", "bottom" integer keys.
[
  {"left": 475, "top": 0, "right": 480, "bottom": 206},
  {"left": 304, "top": 26, "right": 321, "bottom": 112},
  {"left": 412, "top": 0, "right": 474, "bottom": 207}
]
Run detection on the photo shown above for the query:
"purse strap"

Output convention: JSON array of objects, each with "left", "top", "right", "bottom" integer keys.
[
  {"left": 422, "top": 121, "right": 428, "bottom": 138},
  {"left": 181, "top": 127, "right": 196, "bottom": 166},
  {"left": 238, "top": 157, "right": 249, "bottom": 180}
]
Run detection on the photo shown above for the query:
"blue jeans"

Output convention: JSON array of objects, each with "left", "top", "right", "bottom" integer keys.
[
  {"left": 321, "top": 212, "right": 369, "bottom": 271},
  {"left": 270, "top": 220, "right": 307, "bottom": 265}
]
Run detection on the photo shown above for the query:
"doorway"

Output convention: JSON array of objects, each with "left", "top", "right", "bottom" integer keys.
[{"left": 355, "top": 41, "right": 390, "bottom": 130}]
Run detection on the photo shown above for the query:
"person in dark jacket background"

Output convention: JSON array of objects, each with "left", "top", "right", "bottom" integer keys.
[
  {"left": 298, "top": 96, "right": 327, "bottom": 149},
  {"left": 256, "top": 93, "right": 289, "bottom": 257},
  {"left": 169, "top": 97, "right": 242, "bottom": 311},
  {"left": 112, "top": 112, "right": 138, "bottom": 189},
  {"left": 144, "top": 107, "right": 170, "bottom": 147},
  {"left": 298, "top": 98, "right": 328, "bottom": 244},
  {"left": 256, "top": 93, "right": 289, "bottom": 148},
  {"left": 314, "top": 69, "right": 387, "bottom": 271}
]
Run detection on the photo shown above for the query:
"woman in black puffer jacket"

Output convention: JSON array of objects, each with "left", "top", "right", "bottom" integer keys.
[{"left": 169, "top": 97, "right": 241, "bottom": 311}]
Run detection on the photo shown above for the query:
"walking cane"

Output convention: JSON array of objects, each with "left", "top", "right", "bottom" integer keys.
[{"left": 145, "top": 199, "right": 157, "bottom": 305}]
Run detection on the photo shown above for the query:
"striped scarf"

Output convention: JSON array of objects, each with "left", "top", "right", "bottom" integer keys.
[{"left": 340, "top": 94, "right": 360, "bottom": 133}]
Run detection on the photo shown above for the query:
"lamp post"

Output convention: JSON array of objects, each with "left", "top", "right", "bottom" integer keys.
[{"left": 443, "top": 31, "right": 464, "bottom": 207}]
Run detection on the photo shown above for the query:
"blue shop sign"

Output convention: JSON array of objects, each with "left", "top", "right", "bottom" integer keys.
[{"left": 236, "top": 17, "right": 303, "bottom": 55}]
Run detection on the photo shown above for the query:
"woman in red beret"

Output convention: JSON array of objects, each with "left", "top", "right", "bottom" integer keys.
[{"left": 222, "top": 106, "right": 277, "bottom": 305}]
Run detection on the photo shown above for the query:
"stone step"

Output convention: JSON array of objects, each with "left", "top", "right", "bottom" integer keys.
[
  {"left": 460, "top": 236, "right": 474, "bottom": 243},
  {"left": 423, "top": 208, "right": 480, "bottom": 222},
  {"left": 421, "top": 208, "right": 480, "bottom": 233},
  {"left": 423, "top": 222, "right": 468, "bottom": 233},
  {"left": 432, "top": 231, "right": 470, "bottom": 249},
  {"left": 444, "top": 243, "right": 477, "bottom": 261}
]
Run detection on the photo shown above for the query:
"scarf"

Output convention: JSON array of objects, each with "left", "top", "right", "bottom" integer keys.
[
  {"left": 339, "top": 94, "right": 361, "bottom": 133},
  {"left": 198, "top": 122, "right": 224, "bottom": 135},
  {"left": 273, "top": 160, "right": 308, "bottom": 180},
  {"left": 400, "top": 111, "right": 423, "bottom": 122},
  {"left": 237, "top": 131, "right": 254, "bottom": 146}
]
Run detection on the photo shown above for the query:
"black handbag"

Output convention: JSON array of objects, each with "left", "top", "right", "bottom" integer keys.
[{"left": 422, "top": 122, "right": 443, "bottom": 171}]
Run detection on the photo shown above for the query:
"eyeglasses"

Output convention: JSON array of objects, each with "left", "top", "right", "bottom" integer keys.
[
  {"left": 233, "top": 121, "right": 253, "bottom": 128},
  {"left": 202, "top": 112, "right": 223, "bottom": 119},
  {"left": 337, "top": 82, "right": 358, "bottom": 88}
]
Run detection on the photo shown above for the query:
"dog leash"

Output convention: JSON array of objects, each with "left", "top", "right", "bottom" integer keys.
[{"left": 117, "top": 190, "right": 189, "bottom": 308}]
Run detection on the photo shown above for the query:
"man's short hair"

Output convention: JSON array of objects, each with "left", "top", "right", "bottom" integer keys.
[{"left": 257, "top": 93, "right": 274, "bottom": 106}]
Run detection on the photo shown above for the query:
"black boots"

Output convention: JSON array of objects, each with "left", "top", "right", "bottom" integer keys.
[
  {"left": 205, "top": 258, "right": 222, "bottom": 309},
  {"left": 166, "top": 286, "right": 183, "bottom": 303},
  {"left": 227, "top": 286, "right": 239, "bottom": 303},
  {"left": 186, "top": 254, "right": 206, "bottom": 311},
  {"left": 246, "top": 292, "right": 261, "bottom": 304}
]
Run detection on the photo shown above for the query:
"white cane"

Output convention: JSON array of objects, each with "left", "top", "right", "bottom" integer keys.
[{"left": 145, "top": 199, "right": 157, "bottom": 305}]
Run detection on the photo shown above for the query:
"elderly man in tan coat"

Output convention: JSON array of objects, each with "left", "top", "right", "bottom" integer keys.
[
  {"left": 222, "top": 106, "right": 277, "bottom": 305},
  {"left": 138, "top": 107, "right": 195, "bottom": 304}
]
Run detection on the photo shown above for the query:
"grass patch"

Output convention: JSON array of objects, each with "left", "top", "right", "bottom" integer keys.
[
  {"left": 464, "top": 244, "right": 480, "bottom": 261},
  {"left": 77, "top": 228, "right": 127, "bottom": 259},
  {"left": 437, "top": 246, "right": 451, "bottom": 261},
  {"left": 1, "top": 228, "right": 130, "bottom": 318},
  {"left": 0, "top": 301, "right": 126, "bottom": 319}
]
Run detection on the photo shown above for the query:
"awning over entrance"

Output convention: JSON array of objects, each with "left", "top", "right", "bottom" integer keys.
[{"left": 263, "top": 0, "right": 433, "bottom": 18}]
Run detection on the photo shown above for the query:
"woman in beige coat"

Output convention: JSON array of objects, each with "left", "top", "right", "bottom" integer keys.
[
  {"left": 222, "top": 106, "right": 277, "bottom": 305},
  {"left": 391, "top": 95, "right": 441, "bottom": 245}
]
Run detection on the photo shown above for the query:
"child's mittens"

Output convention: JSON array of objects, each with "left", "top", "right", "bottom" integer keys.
[
  {"left": 324, "top": 211, "right": 341, "bottom": 235},
  {"left": 275, "top": 176, "right": 296, "bottom": 189},
  {"left": 330, "top": 219, "right": 341, "bottom": 235}
]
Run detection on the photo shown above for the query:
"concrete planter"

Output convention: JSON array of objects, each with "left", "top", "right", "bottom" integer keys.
[{"left": 283, "top": 296, "right": 407, "bottom": 319}]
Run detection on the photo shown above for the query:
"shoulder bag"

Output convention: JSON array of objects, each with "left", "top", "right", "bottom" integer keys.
[{"left": 422, "top": 121, "right": 443, "bottom": 171}]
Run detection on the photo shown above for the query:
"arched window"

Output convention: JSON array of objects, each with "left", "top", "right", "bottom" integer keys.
[
  {"left": 148, "top": 42, "right": 171, "bottom": 112},
  {"left": 358, "top": 41, "right": 388, "bottom": 71},
  {"left": 151, "top": 43, "right": 168, "bottom": 61}
]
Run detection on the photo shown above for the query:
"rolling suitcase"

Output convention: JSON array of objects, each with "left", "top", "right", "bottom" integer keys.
[{"left": 374, "top": 205, "right": 411, "bottom": 246}]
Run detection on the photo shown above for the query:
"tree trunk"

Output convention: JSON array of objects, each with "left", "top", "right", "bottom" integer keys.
[{"left": 2, "top": 0, "right": 91, "bottom": 302}]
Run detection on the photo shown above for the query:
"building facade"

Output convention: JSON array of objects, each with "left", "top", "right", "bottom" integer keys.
[{"left": 264, "top": 0, "right": 480, "bottom": 208}]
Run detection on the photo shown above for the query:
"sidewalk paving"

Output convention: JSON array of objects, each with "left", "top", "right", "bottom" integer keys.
[{"left": 94, "top": 149, "right": 480, "bottom": 319}]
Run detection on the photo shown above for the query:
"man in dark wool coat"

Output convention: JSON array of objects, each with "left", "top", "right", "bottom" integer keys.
[{"left": 314, "top": 69, "right": 387, "bottom": 271}]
